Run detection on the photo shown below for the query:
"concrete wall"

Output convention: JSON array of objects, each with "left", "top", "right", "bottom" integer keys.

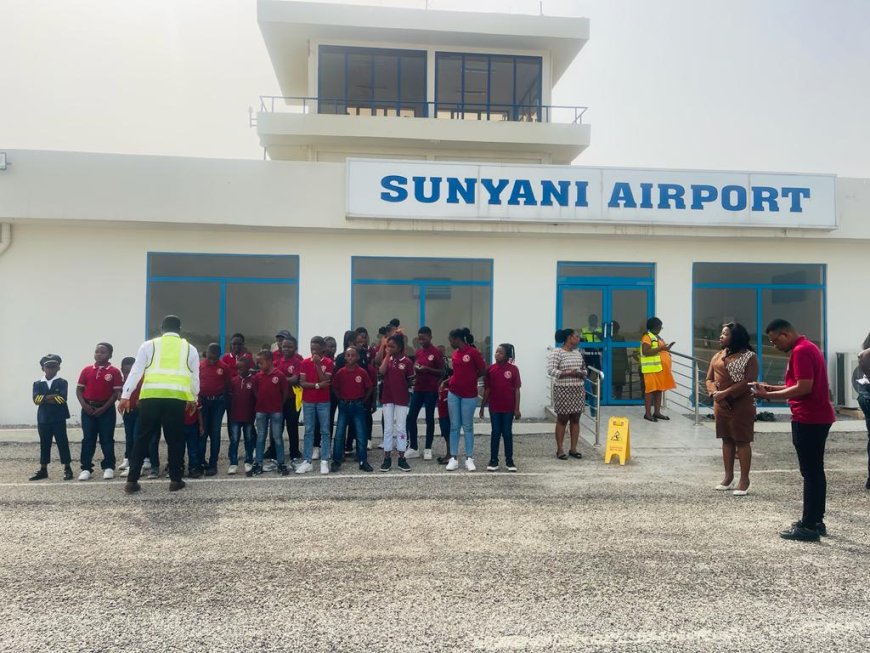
[{"left": 1, "top": 220, "right": 868, "bottom": 425}]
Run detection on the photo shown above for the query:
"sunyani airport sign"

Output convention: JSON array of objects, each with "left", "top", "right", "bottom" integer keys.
[{"left": 346, "top": 159, "right": 837, "bottom": 229}]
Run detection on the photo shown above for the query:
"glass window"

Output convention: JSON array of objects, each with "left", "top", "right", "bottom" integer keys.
[
  {"left": 558, "top": 263, "right": 655, "bottom": 280},
  {"left": 760, "top": 287, "right": 825, "bottom": 385},
  {"left": 435, "top": 53, "right": 542, "bottom": 122},
  {"left": 147, "top": 254, "right": 299, "bottom": 355},
  {"left": 352, "top": 257, "right": 493, "bottom": 356},
  {"left": 318, "top": 46, "right": 426, "bottom": 117},
  {"left": 693, "top": 263, "right": 824, "bottom": 286}
]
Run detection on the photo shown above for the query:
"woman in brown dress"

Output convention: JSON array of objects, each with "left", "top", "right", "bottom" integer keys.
[{"left": 705, "top": 322, "right": 758, "bottom": 496}]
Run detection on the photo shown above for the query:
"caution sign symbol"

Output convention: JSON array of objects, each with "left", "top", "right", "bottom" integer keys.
[{"left": 604, "top": 417, "right": 630, "bottom": 465}]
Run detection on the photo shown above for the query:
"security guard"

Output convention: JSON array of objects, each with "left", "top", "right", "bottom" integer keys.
[{"left": 119, "top": 315, "right": 200, "bottom": 493}]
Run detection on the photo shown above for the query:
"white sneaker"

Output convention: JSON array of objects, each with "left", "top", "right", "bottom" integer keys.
[
  {"left": 404, "top": 448, "right": 420, "bottom": 459},
  {"left": 227, "top": 465, "right": 238, "bottom": 475},
  {"left": 119, "top": 467, "right": 129, "bottom": 477},
  {"left": 244, "top": 463, "right": 253, "bottom": 473},
  {"left": 103, "top": 468, "right": 114, "bottom": 480},
  {"left": 320, "top": 461, "right": 330, "bottom": 475},
  {"left": 423, "top": 449, "right": 433, "bottom": 461},
  {"left": 465, "top": 458, "right": 476, "bottom": 472},
  {"left": 295, "top": 461, "right": 312, "bottom": 474},
  {"left": 119, "top": 458, "right": 129, "bottom": 470},
  {"left": 377, "top": 442, "right": 384, "bottom": 449},
  {"left": 445, "top": 457, "right": 459, "bottom": 471},
  {"left": 312, "top": 447, "right": 320, "bottom": 460},
  {"left": 367, "top": 441, "right": 372, "bottom": 450},
  {"left": 262, "top": 460, "right": 277, "bottom": 472},
  {"left": 142, "top": 458, "right": 151, "bottom": 471},
  {"left": 78, "top": 470, "right": 91, "bottom": 481}
]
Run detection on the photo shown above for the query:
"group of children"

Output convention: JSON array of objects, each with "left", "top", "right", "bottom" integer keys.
[{"left": 30, "top": 320, "right": 524, "bottom": 481}]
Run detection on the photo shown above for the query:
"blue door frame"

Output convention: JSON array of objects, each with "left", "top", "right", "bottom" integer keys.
[{"left": 556, "top": 263, "right": 656, "bottom": 406}]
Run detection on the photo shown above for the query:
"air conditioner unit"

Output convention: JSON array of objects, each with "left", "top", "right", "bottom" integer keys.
[{"left": 835, "top": 352, "right": 864, "bottom": 408}]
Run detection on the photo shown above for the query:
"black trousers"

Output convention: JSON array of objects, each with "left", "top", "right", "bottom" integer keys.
[
  {"left": 283, "top": 401, "right": 301, "bottom": 459},
  {"left": 857, "top": 392, "right": 870, "bottom": 478},
  {"left": 128, "top": 399, "right": 186, "bottom": 483},
  {"left": 37, "top": 420, "right": 72, "bottom": 465},
  {"left": 791, "top": 421, "right": 832, "bottom": 527}
]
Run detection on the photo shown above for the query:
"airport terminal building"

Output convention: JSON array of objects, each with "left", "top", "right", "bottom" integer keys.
[{"left": 1, "top": 0, "right": 868, "bottom": 425}]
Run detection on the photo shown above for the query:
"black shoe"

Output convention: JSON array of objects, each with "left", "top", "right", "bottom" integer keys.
[
  {"left": 63, "top": 466, "right": 73, "bottom": 480},
  {"left": 359, "top": 461, "right": 373, "bottom": 473},
  {"left": 398, "top": 457, "right": 411, "bottom": 472},
  {"left": 124, "top": 482, "right": 142, "bottom": 494},
  {"left": 188, "top": 468, "right": 203, "bottom": 479},
  {"left": 791, "top": 520, "right": 827, "bottom": 537},
  {"left": 169, "top": 480, "right": 186, "bottom": 492},
  {"left": 506, "top": 461, "right": 518, "bottom": 472},
  {"left": 278, "top": 464, "right": 290, "bottom": 476},
  {"left": 380, "top": 457, "right": 392, "bottom": 472},
  {"left": 436, "top": 455, "right": 450, "bottom": 465},
  {"left": 330, "top": 461, "right": 341, "bottom": 473},
  {"left": 866, "top": 477, "right": 870, "bottom": 490},
  {"left": 486, "top": 460, "right": 499, "bottom": 472},
  {"left": 29, "top": 468, "right": 48, "bottom": 481},
  {"left": 779, "top": 525, "right": 820, "bottom": 542},
  {"left": 247, "top": 464, "right": 263, "bottom": 477},
  {"left": 204, "top": 467, "right": 217, "bottom": 477}
]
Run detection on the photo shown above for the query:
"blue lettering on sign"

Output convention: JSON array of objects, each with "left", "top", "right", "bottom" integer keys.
[{"left": 376, "top": 175, "right": 815, "bottom": 216}]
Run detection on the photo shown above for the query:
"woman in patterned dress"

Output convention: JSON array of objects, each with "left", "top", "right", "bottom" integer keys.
[
  {"left": 548, "top": 328, "right": 587, "bottom": 460},
  {"left": 704, "top": 322, "right": 758, "bottom": 496}
]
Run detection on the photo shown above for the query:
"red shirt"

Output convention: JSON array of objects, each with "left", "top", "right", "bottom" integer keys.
[
  {"left": 448, "top": 345, "right": 486, "bottom": 399},
  {"left": 785, "top": 336, "right": 836, "bottom": 424},
  {"left": 275, "top": 353, "right": 304, "bottom": 381},
  {"left": 438, "top": 385, "right": 449, "bottom": 418},
  {"left": 220, "top": 351, "right": 254, "bottom": 377},
  {"left": 77, "top": 364, "right": 123, "bottom": 402},
  {"left": 381, "top": 356, "right": 414, "bottom": 406},
  {"left": 252, "top": 369, "right": 288, "bottom": 414},
  {"left": 413, "top": 345, "right": 444, "bottom": 393},
  {"left": 484, "top": 362, "right": 522, "bottom": 413},
  {"left": 199, "top": 359, "right": 231, "bottom": 397},
  {"left": 300, "top": 356, "right": 334, "bottom": 403},
  {"left": 333, "top": 365, "right": 373, "bottom": 401},
  {"left": 229, "top": 373, "right": 257, "bottom": 423}
]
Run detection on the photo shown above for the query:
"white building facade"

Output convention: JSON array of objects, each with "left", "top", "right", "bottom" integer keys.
[{"left": 1, "top": 0, "right": 868, "bottom": 425}]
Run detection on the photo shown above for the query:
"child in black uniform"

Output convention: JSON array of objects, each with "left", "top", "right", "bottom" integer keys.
[{"left": 31, "top": 354, "right": 73, "bottom": 480}]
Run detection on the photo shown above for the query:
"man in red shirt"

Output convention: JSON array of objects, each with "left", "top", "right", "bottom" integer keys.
[
  {"left": 75, "top": 342, "right": 123, "bottom": 480},
  {"left": 199, "top": 343, "right": 231, "bottom": 476},
  {"left": 221, "top": 332, "right": 254, "bottom": 377},
  {"left": 406, "top": 326, "right": 444, "bottom": 460},
  {"left": 248, "top": 351, "right": 290, "bottom": 476},
  {"left": 755, "top": 319, "right": 836, "bottom": 542}
]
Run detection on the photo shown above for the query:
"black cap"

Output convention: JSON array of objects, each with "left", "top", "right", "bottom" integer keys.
[
  {"left": 275, "top": 330, "right": 292, "bottom": 339},
  {"left": 40, "top": 354, "right": 62, "bottom": 367}
]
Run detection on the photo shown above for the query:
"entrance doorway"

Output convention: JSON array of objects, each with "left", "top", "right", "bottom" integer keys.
[{"left": 556, "top": 263, "right": 655, "bottom": 405}]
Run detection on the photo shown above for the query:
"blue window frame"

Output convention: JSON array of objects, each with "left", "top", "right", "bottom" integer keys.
[
  {"left": 351, "top": 256, "right": 493, "bottom": 361},
  {"left": 146, "top": 253, "right": 299, "bottom": 355},
  {"left": 435, "top": 52, "right": 543, "bottom": 122},
  {"left": 692, "top": 262, "right": 827, "bottom": 396},
  {"left": 318, "top": 45, "right": 427, "bottom": 117}
]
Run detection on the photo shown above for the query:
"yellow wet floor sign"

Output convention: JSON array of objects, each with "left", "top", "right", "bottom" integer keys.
[{"left": 604, "top": 416, "right": 630, "bottom": 465}]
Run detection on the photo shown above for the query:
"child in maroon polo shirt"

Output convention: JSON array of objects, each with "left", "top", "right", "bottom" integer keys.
[
  {"left": 221, "top": 332, "right": 254, "bottom": 377},
  {"left": 276, "top": 336, "right": 304, "bottom": 461},
  {"left": 228, "top": 356, "right": 257, "bottom": 475},
  {"left": 297, "top": 336, "right": 334, "bottom": 475},
  {"left": 198, "top": 343, "right": 231, "bottom": 476},
  {"left": 378, "top": 334, "right": 415, "bottom": 472},
  {"left": 480, "top": 343, "right": 522, "bottom": 472},
  {"left": 75, "top": 342, "right": 123, "bottom": 481},
  {"left": 332, "top": 346, "right": 375, "bottom": 473},
  {"left": 249, "top": 351, "right": 290, "bottom": 476}
]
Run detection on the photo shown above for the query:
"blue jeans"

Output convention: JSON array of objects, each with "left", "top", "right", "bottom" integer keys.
[
  {"left": 335, "top": 400, "right": 368, "bottom": 464},
  {"left": 229, "top": 421, "right": 255, "bottom": 466},
  {"left": 489, "top": 412, "right": 515, "bottom": 464},
  {"left": 407, "top": 390, "right": 438, "bottom": 450},
  {"left": 303, "top": 402, "right": 331, "bottom": 463},
  {"left": 256, "top": 412, "right": 285, "bottom": 465},
  {"left": 199, "top": 396, "right": 226, "bottom": 470},
  {"left": 80, "top": 408, "right": 117, "bottom": 471},
  {"left": 185, "top": 423, "right": 203, "bottom": 471},
  {"left": 447, "top": 392, "right": 477, "bottom": 458}
]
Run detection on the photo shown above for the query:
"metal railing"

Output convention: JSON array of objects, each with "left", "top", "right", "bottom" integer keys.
[
  {"left": 666, "top": 351, "right": 710, "bottom": 426},
  {"left": 546, "top": 364, "right": 604, "bottom": 446},
  {"left": 256, "top": 96, "right": 589, "bottom": 125}
]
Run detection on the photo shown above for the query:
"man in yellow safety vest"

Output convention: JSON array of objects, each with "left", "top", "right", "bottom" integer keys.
[{"left": 118, "top": 315, "right": 200, "bottom": 493}]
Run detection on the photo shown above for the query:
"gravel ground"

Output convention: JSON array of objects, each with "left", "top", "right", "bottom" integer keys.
[{"left": 0, "top": 427, "right": 868, "bottom": 653}]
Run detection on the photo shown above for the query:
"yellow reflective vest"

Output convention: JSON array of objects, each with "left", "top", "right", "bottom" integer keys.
[
  {"left": 639, "top": 331, "right": 664, "bottom": 374},
  {"left": 140, "top": 334, "right": 195, "bottom": 401}
]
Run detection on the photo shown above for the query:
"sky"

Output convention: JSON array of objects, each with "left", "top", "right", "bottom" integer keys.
[{"left": 2, "top": 0, "right": 869, "bottom": 177}]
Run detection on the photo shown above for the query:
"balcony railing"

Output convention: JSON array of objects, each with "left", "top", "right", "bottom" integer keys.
[{"left": 255, "top": 96, "right": 588, "bottom": 125}]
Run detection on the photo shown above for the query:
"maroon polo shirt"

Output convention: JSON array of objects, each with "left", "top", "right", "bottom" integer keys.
[
  {"left": 229, "top": 373, "right": 257, "bottom": 423},
  {"left": 448, "top": 345, "right": 486, "bottom": 399},
  {"left": 333, "top": 365, "right": 373, "bottom": 401},
  {"left": 484, "top": 362, "right": 522, "bottom": 413},
  {"left": 785, "top": 336, "right": 836, "bottom": 424},
  {"left": 252, "top": 369, "right": 288, "bottom": 414},
  {"left": 199, "top": 360, "right": 231, "bottom": 397},
  {"left": 381, "top": 355, "right": 414, "bottom": 406},
  {"left": 77, "top": 364, "right": 123, "bottom": 402},
  {"left": 413, "top": 345, "right": 444, "bottom": 393}
]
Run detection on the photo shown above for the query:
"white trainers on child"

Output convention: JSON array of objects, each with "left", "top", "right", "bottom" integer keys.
[
  {"left": 141, "top": 459, "right": 151, "bottom": 471},
  {"left": 320, "top": 461, "right": 330, "bottom": 475},
  {"left": 227, "top": 465, "right": 238, "bottom": 475},
  {"left": 295, "top": 461, "right": 313, "bottom": 474},
  {"left": 404, "top": 448, "right": 420, "bottom": 459},
  {"left": 445, "top": 457, "right": 459, "bottom": 471},
  {"left": 423, "top": 449, "right": 433, "bottom": 461},
  {"left": 119, "top": 458, "right": 129, "bottom": 470},
  {"left": 103, "top": 468, "right": 114, "bottom": 480},
  {"left": 465, "top": 458, "right": 476, "bottom": 472},
  {"left": 120, "top": 467, "right": 129, "bottom": 477},
  {"left": 78, "top": 470, "right": 91, "bottom": 481},
  {"left": 312, "top": 447, "right": 321, "bottom": 460}
]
